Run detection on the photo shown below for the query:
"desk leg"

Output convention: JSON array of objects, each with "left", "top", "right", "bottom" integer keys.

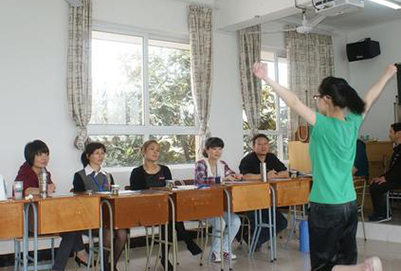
[
  {"left": 270, "top": 187, "right": 277, "bottom": 260},
  {"left": 31, "top": 202, "right": 38, "bottom": 271},
  {"left": 223, "top": 189, "right": 232, "bottom": 270},
  {"left": 167, "top": 196, "right": 176, "bottom": 271},
  {"left": 267, "top": 207, "right": 273, "bottom": 262},
  {"left": 220, "top": 217, "right": 224, "bottom": 271},
  {"left": 248, "top": 210, "right": 257, "bottom": 257},
  {"left": 165, "top": 222, "right": 168, "bottom": 271},
  {"left": 100, "top": 200, "right": 114, "bottom": 271},
  {"left": 22, "top": 203, "right": 30, "bottom": 271},
  {"left": 87, "top": 229, "right": 93, "bottom": 271},
  {"left": 99, "top": 203, "right": 104, "bottom": 271}
]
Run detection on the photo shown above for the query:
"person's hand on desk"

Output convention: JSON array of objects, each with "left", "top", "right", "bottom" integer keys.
[
  {"left": 370, "top": 176, "right": 386, "bottom": 185},
  {"left": 48, "top": 183, "right": 56, "bottom": 194},
  {"left": 225, "top": 174, "right": 243, "bottom": 182},
  {"left": 267, "top": 170, "right": 279, "bottom": 180}
]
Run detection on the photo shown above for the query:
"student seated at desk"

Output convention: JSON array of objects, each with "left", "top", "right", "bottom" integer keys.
[
  {"left": 239, "top": 133, "right": 288, "bottom": 251},
  {"left": 194, "top": 137, "right": 241, "bottom": 263},
  {"left": 130, "top": 140, "right": 202, "bottom": 271},
  {"left": 15, "top": 140, "right": 89, "bottom": 271},
  {"left": 369, "top": 122, "right": 401, "bottom": 222},
  {"left": 73, "top": 142, "right": 127, "bottom": 271}
]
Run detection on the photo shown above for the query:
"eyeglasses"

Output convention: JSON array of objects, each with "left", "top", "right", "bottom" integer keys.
[{"left": 313, "top": 94, "right": 324, "bottom": 100}]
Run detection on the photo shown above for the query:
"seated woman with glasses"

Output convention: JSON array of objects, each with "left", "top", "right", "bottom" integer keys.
[
  {"left": 73, "top": 142, "right": 128, "bottom": 271},
  {"left": 130, "top": 140, "right": 202, "bottom": 271},
  {"left": 194, "top": 137, "right": 241, "bottom": 263},
  {"left": 15, "top": 140, "right": 89, "bottom": 271}
]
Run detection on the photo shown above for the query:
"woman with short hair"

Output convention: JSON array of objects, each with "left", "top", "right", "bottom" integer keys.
[{"left": 15, "top": 140, "right": 89, "bottom": 271}]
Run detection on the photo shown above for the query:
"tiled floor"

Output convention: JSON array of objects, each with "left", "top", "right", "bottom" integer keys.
[{"left": 2, "top": 237, "right": 401, "bottom": 271}]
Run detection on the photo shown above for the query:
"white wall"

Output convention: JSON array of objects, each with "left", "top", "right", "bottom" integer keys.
[
  {"left": 333, "top": 19, "right": 401, "bottom": 140},
  {"left": 0, "top": 0, "right": 244, "bottom": 203},
  {"left": 0, "top": 0, "right": 244, "bottom": 254},
  {"left": 0, "top": 0, "right": 82, "bottom": 196}
]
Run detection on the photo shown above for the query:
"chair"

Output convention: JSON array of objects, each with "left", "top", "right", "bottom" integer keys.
[
  {"left": 385, "top": 189, "right": 401, "bottom": 221},
  {"left": 237, "top": 214, "right": 251, "bottom": 251},
  {"left": 284, "top": 205, "right": 307, "bottom": 250},
  {"left": 353, "top": 176, "right": 367, "bottom": 240},
  {"left": 14, "top": 234, "right": 58, "bottom": 271}
]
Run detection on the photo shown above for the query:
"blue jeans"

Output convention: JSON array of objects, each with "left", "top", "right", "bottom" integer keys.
[
  {"left": 210, "top": 212, "right": 241, "bottom": 253},
  {"left": 309, "top": 201, "right": 358, "bottom": 271}
]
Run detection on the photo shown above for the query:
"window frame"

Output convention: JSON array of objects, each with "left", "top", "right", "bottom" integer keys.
[
  {"left": 243, "top": 47, "right": 289, "bottom": 162},
  {"left": 89, "top": 23, "right": 199, "bottom": 168}
]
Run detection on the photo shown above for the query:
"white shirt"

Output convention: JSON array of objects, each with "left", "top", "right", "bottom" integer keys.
[{"left": 84, "top": 165, "right": 107, "bottom": 177}]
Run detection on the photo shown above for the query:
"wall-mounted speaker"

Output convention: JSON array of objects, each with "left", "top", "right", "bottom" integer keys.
[{"left": 346, "top": 38, "right": 380, "bottom": 62}]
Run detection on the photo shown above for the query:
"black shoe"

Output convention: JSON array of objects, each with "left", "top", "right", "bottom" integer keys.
[
  {"left": 187, "top": 241, "right": 202, "bottom": 256},
  {"left": 161, "top": 257, "right": 174, "bottom": 271},
  {"left": 254, "top": 242, "right": 262, "bottom": 252},
  {"left": 74, "top": 256, "right": 95, "bottom": 267},
  {"left": 368, "top": 214, "right": 391, "bottom": 222}
]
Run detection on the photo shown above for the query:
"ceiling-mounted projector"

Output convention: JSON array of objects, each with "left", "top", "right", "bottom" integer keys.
[{"left": 314, "top": 0, "right": 364, "bottom": 16}]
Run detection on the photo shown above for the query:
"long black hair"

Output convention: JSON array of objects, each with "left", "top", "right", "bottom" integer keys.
[
  {"left": 319, "top": 76, "right": 365, "bottom": 114},
  {"left": 81, "top": 142, "right": 106, "bottom": 167}
]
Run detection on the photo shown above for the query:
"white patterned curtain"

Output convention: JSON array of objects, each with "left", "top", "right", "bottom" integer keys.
[
  {"left": 188, "top": 6, "right": 213, "bottom": 159},
  {"left": 67, "top": 0, "right": 92, "bottom": 150},
  {"left": 286, "top": 30, "right": 334, "bottom": 139},
  {"left": 239, "top": 25, "right": 261, "bottom": 136}
]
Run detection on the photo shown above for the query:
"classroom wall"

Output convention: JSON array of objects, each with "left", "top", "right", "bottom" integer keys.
[
  {"left": 0, "top": 0, "right": 243, "bottom": 200},
  {"left": 335, "top": 19, "right": 401, "bottom": 140}
]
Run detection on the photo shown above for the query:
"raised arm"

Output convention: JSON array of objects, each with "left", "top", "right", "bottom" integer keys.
[
  {"left": 364, "top": 64, "right": 397, "bottom": 115},
  {"left": 253, "top": 62, "right": 316, "bottom": 126}
]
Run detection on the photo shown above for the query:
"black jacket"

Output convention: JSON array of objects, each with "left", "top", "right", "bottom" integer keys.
[{"left": 384, "top": 144, "right": 401, "bottom": 183}]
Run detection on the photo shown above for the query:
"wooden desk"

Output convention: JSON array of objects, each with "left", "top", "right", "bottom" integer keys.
[
  {"left": 224, "top": 181, "right": 271, "bottom": 212},
  {"left": 171, "top": 187, "right": 224, "bottom": 222},
  {"left": 269, "top": 178, "right": 311, "bottom": 207},
  {"left": 0, "top": 200, "right": 24, "bottom": 239},
  {"left": 29, "top": 195, "right": 100, "bottom": 234},
  {"left": 102, "top": 190, "right": 169, "bottom": 229}
]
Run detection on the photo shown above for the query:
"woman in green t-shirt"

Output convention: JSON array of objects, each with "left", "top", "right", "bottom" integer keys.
[{"left": 253, "top": 62, "right": 397, "bottom": 271}]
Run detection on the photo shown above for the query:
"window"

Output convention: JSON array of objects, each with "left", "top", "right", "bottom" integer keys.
[
  {"left": 243, "top": 50, "right": 289, "bottom": 161},
  {"left": 89, "top": 31, "right": 197, "bottom": 168}
]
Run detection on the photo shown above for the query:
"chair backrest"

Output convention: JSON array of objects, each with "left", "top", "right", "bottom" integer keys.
[{"left": 353, "top": 176, "right": 367, "bottom": 209}]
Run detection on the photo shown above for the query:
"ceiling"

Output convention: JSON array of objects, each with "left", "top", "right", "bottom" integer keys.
[{"left": 284, "top": 1, "right": 401, "bottom": 32}]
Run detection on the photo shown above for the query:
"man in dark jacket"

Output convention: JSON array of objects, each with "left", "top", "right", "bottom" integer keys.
[
  {"left": 369, "top": 122, "right": 401, "bottom": 221},
  {"left": 239, "top": 133, "right": 288, "bottom": 250}
]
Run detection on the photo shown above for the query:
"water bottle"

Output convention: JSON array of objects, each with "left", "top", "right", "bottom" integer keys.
[
  {"left": 39, "top": 168, "right": 48, "bottom": 198},
  {"left": 14, "top": 181, "right": 23, "bottom": 200},
  {"left": 299, "top": 220, "right": 310, "bottom": 252},
  {"left": 260, "top": 163, "right": 267, "bottom": 182}
]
